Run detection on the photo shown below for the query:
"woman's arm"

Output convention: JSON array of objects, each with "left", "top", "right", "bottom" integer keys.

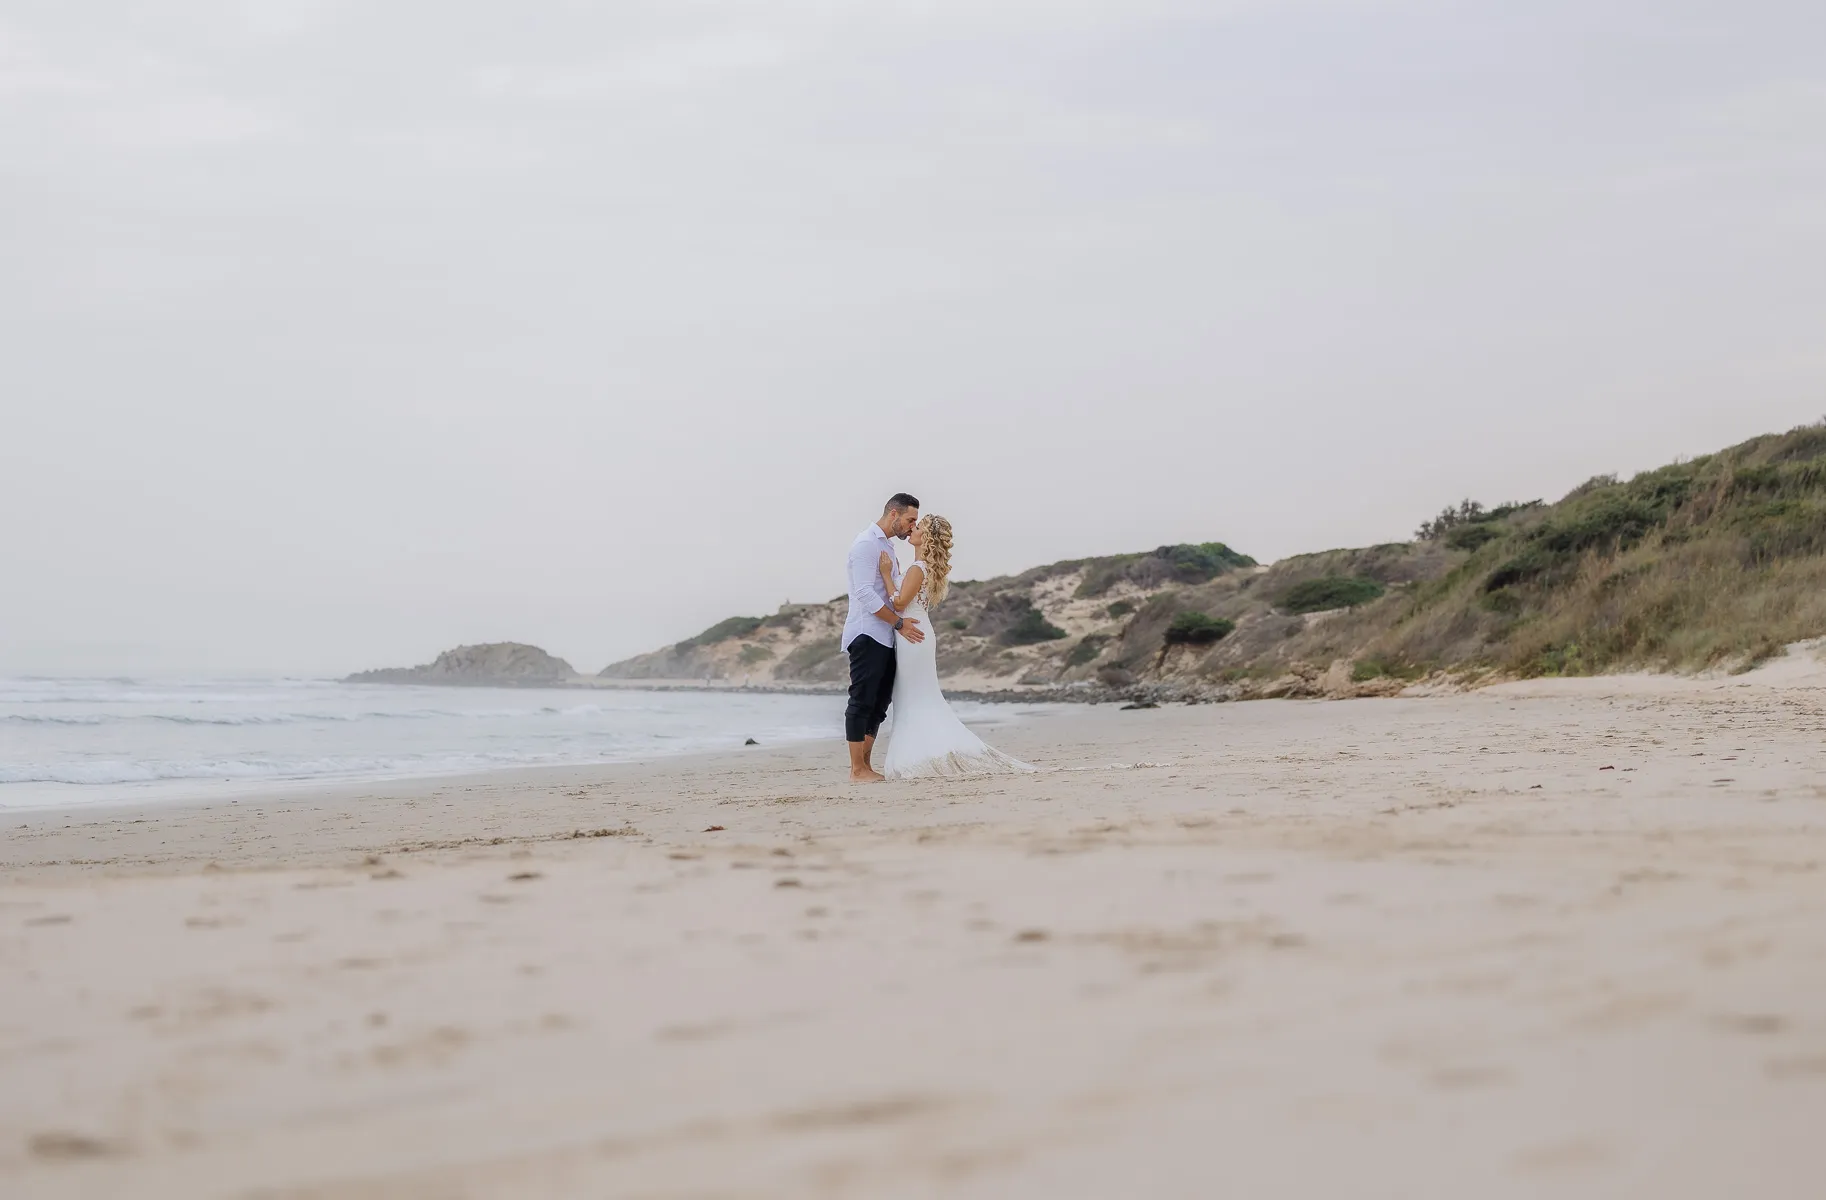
[
  {"left": 852, "top": 541, "right": 922, "bottom": 642},
  {"left": 878, "top": 552, "right": 895, "bottom": 601},
  {"left": 891, "top": 563, "right": 925, "bottom": 614}
]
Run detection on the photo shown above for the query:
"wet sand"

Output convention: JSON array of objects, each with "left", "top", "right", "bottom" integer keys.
[{"left": 4, "top": 672, "right": 1826, "bottom": 1198}]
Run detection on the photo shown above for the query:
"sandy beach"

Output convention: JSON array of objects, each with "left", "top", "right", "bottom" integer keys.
[{"left": 5, "top": 672, "right": 1826, "bottom": 1198}]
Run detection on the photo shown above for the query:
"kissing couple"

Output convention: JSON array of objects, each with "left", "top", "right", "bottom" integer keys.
[{"left": 842, "top": 492, "right": 1034, "bottom": 782}]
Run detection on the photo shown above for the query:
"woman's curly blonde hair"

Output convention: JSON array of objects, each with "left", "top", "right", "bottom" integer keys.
[{"left": 916, "top": 514, "right": 954, "bottom": 607}]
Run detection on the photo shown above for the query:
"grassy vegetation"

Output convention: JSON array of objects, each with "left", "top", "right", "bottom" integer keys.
[
  {"left": 675, "top": 615, "right": 765, "bottom": 653},
  {"left": 776, "top": 640, "right": 839, "bottom": 678},
  {"left": 616, "top": 425, "right": 1826, "bottom": 692},
  {"left": 1164, "top": 612, "right": 1236, "bottom": 645},
  {"left": 1350, "top": 656, "right": 1424, "bottom": 683},
  {"left": 1066, "top": 634, "right": 1109, "bottom": 667},
  {"left": 1277, "top": 576, "right": 1387, "bottom": 614},
  {"left": 1001, "top": 606, "right": 1068, "bottom": 645},
  {"left": 1161, "top": 542, "right": 1256, "bottom": 578},
  {"left": 1446, "top": 524, "right": 1503, "bottom": 551},
  {"left": 738, "top": 644, "right": 774, "bottom": 666},
  {"left": 1371, "top": 422, "right": 1826, "bottom": 677},
  {"left": 1417, "top": 499, "right": 1542, "bottom": 542},
  {"left": 1076, "top": 542, "right": 1256, "bottom": 598}
]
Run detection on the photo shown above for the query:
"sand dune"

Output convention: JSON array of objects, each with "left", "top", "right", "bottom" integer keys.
[{"left": 5, "top": 674, "right": 1826, "bottom": 1197}]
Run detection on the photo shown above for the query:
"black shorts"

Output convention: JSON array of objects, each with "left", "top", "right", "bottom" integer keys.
[{"left": 844, "top": 635, "right": 897, "bottom": 743}]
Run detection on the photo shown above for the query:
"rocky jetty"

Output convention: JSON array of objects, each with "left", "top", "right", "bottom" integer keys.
[{"left": 345, "top": 642, "right": 578, "bottom": 687}]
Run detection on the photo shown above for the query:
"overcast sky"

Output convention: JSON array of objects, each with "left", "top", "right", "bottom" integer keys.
[{"left": 3, "top": 1, "right": 1822, "bottom": 675}]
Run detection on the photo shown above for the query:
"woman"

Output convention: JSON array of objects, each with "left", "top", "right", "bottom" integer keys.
[{"left": 875, "top": 514, "right": 1034, "bottom": 779}]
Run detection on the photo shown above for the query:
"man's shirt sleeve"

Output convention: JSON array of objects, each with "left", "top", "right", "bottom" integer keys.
[{"left": 848, "top": 539, "right": 887, "bottom": 615}]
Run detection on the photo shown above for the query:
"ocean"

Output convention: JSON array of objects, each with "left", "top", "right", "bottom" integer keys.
[{"left": 0, "top": 676, "right": 1045, "bottom": 812}]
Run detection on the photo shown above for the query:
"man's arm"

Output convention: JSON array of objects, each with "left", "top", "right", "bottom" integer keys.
[
  {"left": 880, "top": 602, "right": 923, "bottom": 642},
  {"left": 849, "top": 541, "right": 923, "bottom": 642}
]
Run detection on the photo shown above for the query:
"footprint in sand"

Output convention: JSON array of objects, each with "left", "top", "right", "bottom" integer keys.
[
  {"left": 369, "top": 1025, "right": 471, "bottom": 1068},
  {"left": 1511, "top": 1136, "right": 1615, "bottom": 1174},
  {"left": 1766, "top": 1053, "right": 1826, "bottom": 1080},
  {"left": 29, "top": 1131, "right": 125, "bottom": 1160},
  {"left": 1429, "top": 1065, "right": 1515, "bottom": 1090},
  {"left": 1716, "top": 1012, "right": 1788, "bottom": 1035}
]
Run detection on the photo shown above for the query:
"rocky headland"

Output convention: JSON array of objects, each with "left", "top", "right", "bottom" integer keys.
[
  {"left": 344, "top": 642, "right": 579, "bottom": 687},
  {"left": 598, "top": 421, "right": 1826, "bottom": 700},
  {"left": 350, "top": 423, "right": 1826, "bottom": 702}
]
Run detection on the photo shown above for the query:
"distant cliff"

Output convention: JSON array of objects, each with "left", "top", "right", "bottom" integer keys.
[
  {"left": 350, "top": 423, "right": 1826, "bottom": 701},
  {"left": 345, "top": 642, "right": 578, "bottom": 687},
  {"left": 597, "top": 422, "right": 1826, "bottom": 698},
  {"left": 595, "top": 542, "right": 1270, "bottom": 691}
]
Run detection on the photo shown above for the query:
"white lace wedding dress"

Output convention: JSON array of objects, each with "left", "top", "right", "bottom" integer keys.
[{"left": 882, "top": 560, "right": 1035, "bottom": 779}]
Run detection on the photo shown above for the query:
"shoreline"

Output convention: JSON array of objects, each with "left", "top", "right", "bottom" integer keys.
[
  {"left": 0, "top": 703, "right": 1130, "bottom": 877},
  {"left": 354, "top": 637, "right": 1826, "bottom": 705},
  {"left": 14, "top": 649, "right": 1821, "bottom": 822},
  {"left": 0, "top": 698, "right": 1067, "bottom": 826},
  {"left": 346, "top": 675, "right": 1080, "bottom": 703}
]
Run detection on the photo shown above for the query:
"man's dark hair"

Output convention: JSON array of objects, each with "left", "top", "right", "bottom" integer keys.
[{"left": 884, "top": 492, "right": 920, "bottom": 514}]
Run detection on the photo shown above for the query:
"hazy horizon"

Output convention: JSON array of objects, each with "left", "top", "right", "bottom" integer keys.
[{"left": 5, "top": 2, "right": 1823, "bottom": 676}]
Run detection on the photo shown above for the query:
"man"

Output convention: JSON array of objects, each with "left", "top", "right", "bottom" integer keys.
[{"left": 842, "top": 492, "right": 925, "bottom": 782}]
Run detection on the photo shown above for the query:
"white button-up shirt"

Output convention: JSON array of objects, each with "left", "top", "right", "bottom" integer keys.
[{"left": 842, "top": 523, "right": 902, "bottom": 651}]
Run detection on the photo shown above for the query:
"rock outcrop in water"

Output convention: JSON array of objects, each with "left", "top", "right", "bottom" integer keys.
[{"left": 345, "top": 643, "right": 578, "bottom": 687}]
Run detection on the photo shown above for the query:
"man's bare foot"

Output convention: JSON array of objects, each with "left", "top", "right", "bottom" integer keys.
[{"left": 848, "top": 767, "right": 885, "bottom": 783}]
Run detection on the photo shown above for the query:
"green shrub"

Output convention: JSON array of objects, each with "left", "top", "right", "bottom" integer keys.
[
  {"left": 1163, "top": 612, "right": 1235, "bottom": 645},
  {"left": 1482, "top": 475, "right": 1694, "bottom": 592},
  {"left": 1545, "top": 495, "right": 1669, "bottom": 554},
  {"left": 779, "top": 640, "right": 837, "bottom": 675},
  {"left": 1483, "top": 547, "right": 1554, "bottom": 592},
  {"left": 1157, "top": 542, "right": 1254, "bottom": 580},
  {"left": 1563, "top": 474, "right": 1619, "bottom": 501},
  {"left": 1416, "top": 500, "right": 1488, "bottom": 541},
  {"left": 1277, "top": 576, "right": 1386, "bottom": 614},
  {"left": 1106, "top": 600, "right": 1136, "bottom": 619},
  {"left": 1351, "top": 656, "right": 1424, "bottom": 682},
  {"left": 737, "top": 644, "right": 774, "bottom": 666},
  {"left": 1445, "top": 523, "right": 1502, "bottom": 551},
  {"left": 678, "top": 615, "right": 765, "bottom": 651},
  {"left": 1479, "top": 588, "right": 1523, "bottom": 616},
  {"left": 1421, "top": 500, "right": 1542, "bottom": 542},
  {"left": 1001, "top": 606, "right": 1068, "bottom": 645},
  {"left": 948, "top": 618, "right": 969, "bottom": 630},
  {"left": 1066, "top": 634, "right": 1109, "bottom": 667},
  {"left": 1529, "top": 642, "right": 1587, "bottom": 677},
  {"left": 1734, "top": 499, "right": 1826, "bottom": 565},
  {"left": 1075, "top": 542, "right": 1256, "bottom": 597}
]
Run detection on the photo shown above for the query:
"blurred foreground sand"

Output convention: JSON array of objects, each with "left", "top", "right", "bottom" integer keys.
[{"left": 4, "top": 666, "right": 1826, "bottom": 1198}]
